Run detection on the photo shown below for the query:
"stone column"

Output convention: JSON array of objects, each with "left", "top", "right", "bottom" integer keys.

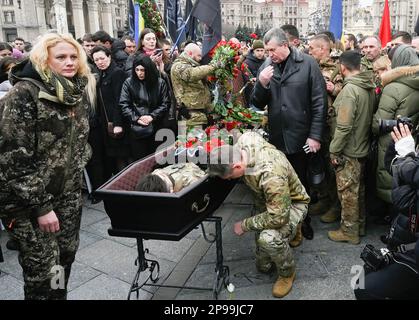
[
  {"left": 72, "top": 0, "right": 86, "bottom": 38},
  {"left": 53, "top": 0, "right": 69, "bottom": 34},
  {"left": 101, "top": 0, "right": 114, "bottom": 36},
  {"left": 34, "top": 0, "right": 47, "bottom": 35},
  {"left": 87, "top": 0, "right": 100, "bottom": 33}
]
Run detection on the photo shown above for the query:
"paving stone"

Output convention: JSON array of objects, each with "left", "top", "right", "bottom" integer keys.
[
  {"left": 81, "top": 218, "right": 137, "bottom": 248},
  {"left": 81, "top": 207, "right": 107, "bottom": 228},
  {"left": 143, "top": 237, "right": 195, "bottom": 263},
  {"left": 67, "top": 261, "right": 102, "bottom": 291},
  {"left": 0, "top": 275, "right": 24, "bottom": 300},
  {"left": 68, "top": 274, "right": 150, "bottom": 300},
  {"left": 78, "top": 230, "right": 103, "bottom": 250}
]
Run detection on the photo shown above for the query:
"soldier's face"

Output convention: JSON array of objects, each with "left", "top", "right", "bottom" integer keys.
[
  {"left": 308, "top": 40, "right": 322, "bottom": 61},
  {"left": 223, "top": 164, "right": 245, "bottom": 180},
  {"left": 47, "top": 42, "right": 79, "bottom": 79},
  {"left": 363, "top": 38, "right": 381, "bottom": 62}
]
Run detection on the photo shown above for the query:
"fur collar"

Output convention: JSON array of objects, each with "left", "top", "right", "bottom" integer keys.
[{"left": 381, "top": 65, "right": 419, "bottom": 87}]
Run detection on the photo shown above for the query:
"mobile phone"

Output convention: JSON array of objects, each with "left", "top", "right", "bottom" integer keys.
[{"left": 154, "top": 48, "right": 163, "bottom": 55}]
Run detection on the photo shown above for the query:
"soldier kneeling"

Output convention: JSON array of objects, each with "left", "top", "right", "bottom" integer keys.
[{"left": 208, "top": 132, "right": 310, "bottom": 298}]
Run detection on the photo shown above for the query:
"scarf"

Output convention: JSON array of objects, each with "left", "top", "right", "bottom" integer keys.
[{"left": 34, "top": 65, "right": 87, "bottom": 106}]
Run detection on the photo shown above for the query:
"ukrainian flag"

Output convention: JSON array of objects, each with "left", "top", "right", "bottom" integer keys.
[
  {"left": 134, "top": 1, "right": 145, "bottom": 45},
  {"left": 329, "top": 0, "right": 342, "bottom": 41}
]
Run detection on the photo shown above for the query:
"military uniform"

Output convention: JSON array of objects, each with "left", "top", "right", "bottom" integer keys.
[
  {"left": 236, "top": 132, "right": 310, "bottom": 277},
  {"left": 329, "top": 71, "right": 375, "bottom": 241},
  {"left": 171, "top": 52, "right": 215, "bottom": 129},
  {"left": 311, "top": 58, "right": 343, "bottom": 218},
  {"left": 152, "top": 163, "right": 206, "bottom": 192},
  {"left": 0, "top": 60, "right": 91, "bottom": 299}
]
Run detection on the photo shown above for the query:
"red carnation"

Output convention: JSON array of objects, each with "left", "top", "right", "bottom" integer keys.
[{"left": 250, "top": 33, "right": 258, "bottom": 39}]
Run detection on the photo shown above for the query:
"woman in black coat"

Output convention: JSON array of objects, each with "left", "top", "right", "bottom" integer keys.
[
  {"left": 119, "top": 54, "right": 170, "bottom": 160},
  {"left": 88, "top": 45, "right": 129, "bottom": 189}
]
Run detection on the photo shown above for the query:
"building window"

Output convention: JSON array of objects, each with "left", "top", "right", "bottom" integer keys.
[
  {"left": 115, "top": 8, "right": 120, "bottom": 16},
  {"left": 3, "top": 11, "right": 15, "bottom": 23},
  {"left": 1, "top": 0, "right": 13, "bottom": 5}
]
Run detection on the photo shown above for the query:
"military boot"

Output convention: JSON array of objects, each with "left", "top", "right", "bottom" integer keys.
[
  {"left": 289, "top": 223, "right": 303, "bottom": 248},
  {"left": 328, "top": 228, "right": 360, "bottom": 245},
  {"left": 272, "top": 271, "right": 296, "bottom": 298},
  {"left": 320, "top": 206, "right": 340, "bottom": 223},
  {"left": 308, "top": 197, "right": 330, "bottom": 216}
]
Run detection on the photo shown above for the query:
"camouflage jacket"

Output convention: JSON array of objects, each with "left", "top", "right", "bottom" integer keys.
[
  {"left": 153, "top": 163, "right": 206, "bottom": 192},
  {"left": 170, "top": 52, "right": 214, "bottom": 112},
  {"left": 319, "top": 58, "right": 343, "bottom": 128},
  {"left": 0, "top": 61, "right": 91, "bottom": 219},
  {"left": 237, "top": 132, "right": 310, "bottom": 232}
]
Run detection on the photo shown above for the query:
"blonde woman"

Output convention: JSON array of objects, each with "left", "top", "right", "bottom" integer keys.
[{"left": 0, "top": 33, "right": 95, "bottom": 300}]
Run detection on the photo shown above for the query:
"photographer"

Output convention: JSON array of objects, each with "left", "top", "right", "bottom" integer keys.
[{"left": 355, "top": 123, "right": 419, "bottom": 300}]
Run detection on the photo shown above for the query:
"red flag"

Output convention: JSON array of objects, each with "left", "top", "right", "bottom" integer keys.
[{"left": 379, "top": 0, "right": 392, "bottom": 47}]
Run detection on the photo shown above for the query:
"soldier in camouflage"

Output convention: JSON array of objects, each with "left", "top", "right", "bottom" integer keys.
[
  {"left": 136, "top": 162, "right": 205, "bottom": 192},
  {"left": 171, "top": 43, "right": 219, "bottom": 129},
  {"left": 328, "top": 51, "right": 375, "bottom": 245},
  {"left": 308, "top": 34, "right": 343, "bottom": 222},
  {"left": 0, "top": 33, "right": 96, "bottom": 299},
  {"left": 208, "top": 132, "right": 310, "bottom": 298}
]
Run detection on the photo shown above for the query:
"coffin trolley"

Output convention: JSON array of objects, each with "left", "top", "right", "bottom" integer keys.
[{"left": 94, "top": 148, "right": 236, "bottom": 299}]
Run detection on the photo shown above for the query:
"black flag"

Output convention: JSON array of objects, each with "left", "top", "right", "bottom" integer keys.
[
  {"left": 192, "top": 0, "right": 222, "bottom": 58},
  {"left": 415, "top": 14, "right": 419, "bottom": 35},
  {"left": 128, "top": 0, "right": 135, "bottom": 38},
  {"left": 184, "top": 0, "right": 197, "bottom": 41},
  {"left": 165, "top": 0, "right": 186, "bottom": 43}
]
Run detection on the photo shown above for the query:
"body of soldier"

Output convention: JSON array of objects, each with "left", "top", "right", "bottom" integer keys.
[
  {"left": 308, "top": 35, "right": 343, "bottom": 220},
  {"left": 209, "top": 132, "right": 310, "bottom": 297},
  {"left": 171, "top": 43, "right": 215, "bottom": 130},
  {"left": 152, "top": 163, "right": 206, "bottom": 192}
]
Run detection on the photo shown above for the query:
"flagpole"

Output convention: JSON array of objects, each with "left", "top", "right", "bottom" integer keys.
[{"left": 170, "top": 0, "right": 201, "bottom": 56}]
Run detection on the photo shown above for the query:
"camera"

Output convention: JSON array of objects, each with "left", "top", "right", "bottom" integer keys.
[
  {"left": 379, "top": 116, "right": 413, "bottom": 134},
  {"left": 360, "top": 244, "right": 393, "bottom": 272}
]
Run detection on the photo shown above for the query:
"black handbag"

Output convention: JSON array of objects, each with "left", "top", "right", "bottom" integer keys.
[
  {"left": 130, "top": 122, "right": 154, "bottom": 139},
  {"left": 130, "top": 103, "right": 154, "bottom": 139}
]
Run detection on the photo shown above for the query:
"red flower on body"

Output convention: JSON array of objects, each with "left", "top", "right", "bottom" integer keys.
[{"left": 250, "top": 33, "right": 258, "bottom": 39}]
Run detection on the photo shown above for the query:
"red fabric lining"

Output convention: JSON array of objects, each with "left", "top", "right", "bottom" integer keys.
[{"left": 103, "top": 149, "right": 171, "bottom": 191}]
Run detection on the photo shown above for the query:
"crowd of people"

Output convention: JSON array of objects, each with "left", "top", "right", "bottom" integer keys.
[{"left": 0, "top": 24, "right": 419, "bottom": 300}]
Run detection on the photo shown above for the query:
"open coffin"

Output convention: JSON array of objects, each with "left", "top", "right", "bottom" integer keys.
[{"left": 93, "top": 147, "right": 236, "bottom": 241}]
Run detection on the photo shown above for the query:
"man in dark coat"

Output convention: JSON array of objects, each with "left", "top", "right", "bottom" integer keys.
[{"left": 251, "top": 27, "right": 326, "bottom": 191}]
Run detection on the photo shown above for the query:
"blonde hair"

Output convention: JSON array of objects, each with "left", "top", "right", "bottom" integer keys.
[
  {"left": 373, "top": 55, "right": 391, "bottom": 73},
  {"left": 30, "top": 33, "right": 96, "bottom": 107}
]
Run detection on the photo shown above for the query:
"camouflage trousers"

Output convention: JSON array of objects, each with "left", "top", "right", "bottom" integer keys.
[
  {"left": 335, "top": 156, "right": 366, "bottom": 236},
  {"left": 3, "top": 190, "right": 83, "bottom": 300},
  {"left": 255, "top": 202, "right": 308, "bottom": 277},
  {"left": 311, "top": 132, "right": 340, "bottom": 208}
]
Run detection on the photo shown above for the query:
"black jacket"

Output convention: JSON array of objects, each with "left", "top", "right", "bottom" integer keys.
[
  {"left": 119, "top": 77, "right": 169, "bottom": 127},
  {"left": 251, "top": 48, "right": 326, "bottom": 155},
  {"left": 97, "top": 61, "right": 128, "bottom": 127}
]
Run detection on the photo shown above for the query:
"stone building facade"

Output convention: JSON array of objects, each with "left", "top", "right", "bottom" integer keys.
[{"left": 0, "top": 0, "right": 128, "bottom": 42}]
